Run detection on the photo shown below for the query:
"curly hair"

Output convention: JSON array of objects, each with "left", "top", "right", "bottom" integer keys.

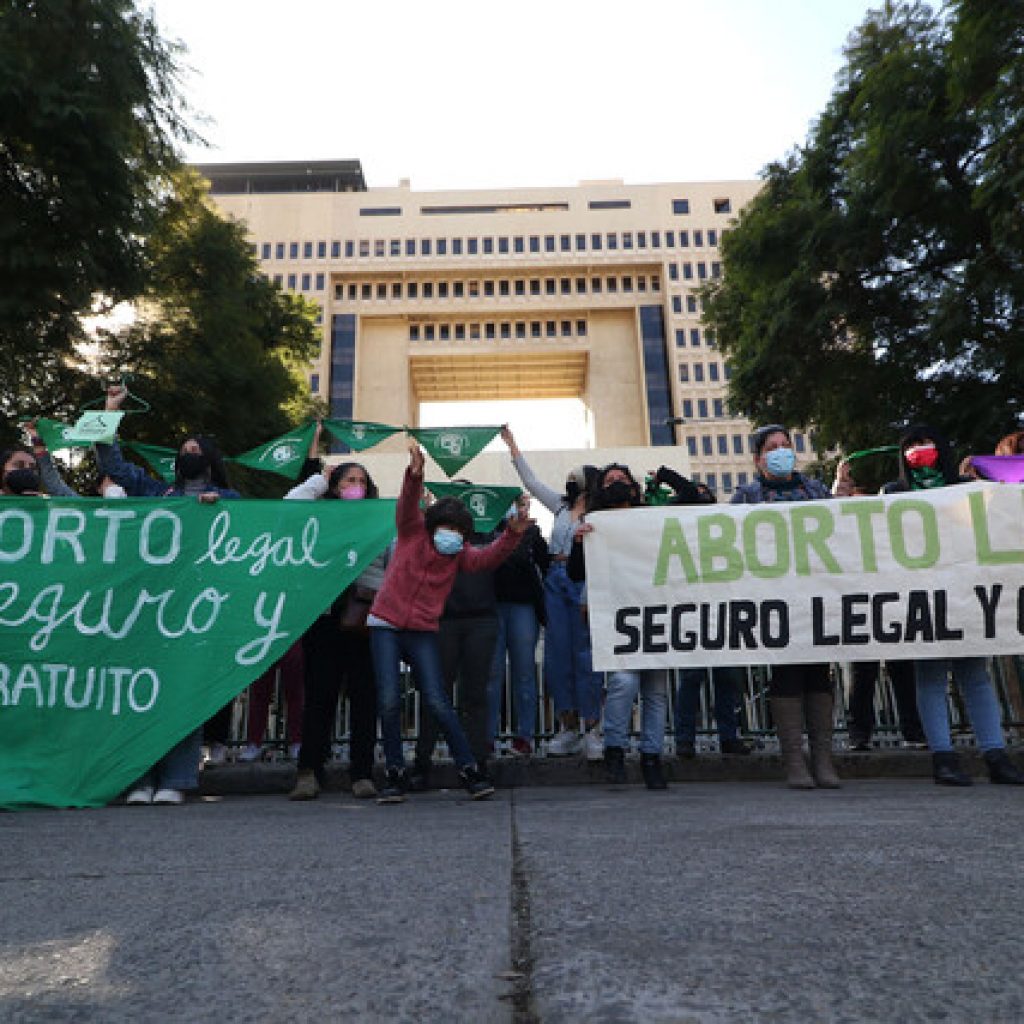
[{"left": 424, "top": 496, "right": 474, "bottom": 538}]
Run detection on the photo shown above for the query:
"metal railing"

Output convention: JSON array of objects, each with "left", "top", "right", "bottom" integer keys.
[{"left": 216, "top": 655, "right": 1024, "bottom": 761}]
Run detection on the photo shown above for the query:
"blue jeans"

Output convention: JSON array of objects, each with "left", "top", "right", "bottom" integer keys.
[
  {"left": 135, "top": 727, "right": 202, "bottom": 791},
  {"left": 915, "top": 657, "right": 1005, "bottom": 753},
  {"left": 370, "top": 627, "right": 475, "bottom": 770},
  {"left": 604, "top": 670, "right": 669, "bottom": 754},
  {"left": 488, "top": 602, "right": 541, "bottom": 741},
  {"left": 543, "top": 564, "right": 603, "bottom": 721},
  {"left": 674, "top": 667, "right": 742, "bottom": 744}
]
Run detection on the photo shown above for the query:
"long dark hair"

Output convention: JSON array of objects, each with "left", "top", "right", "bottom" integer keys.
[
  {"left": 174, "top": 434, "right": 231, "bottom": 489},
  {"left": 326, "top": 461, "right": 378, "bottom": 499},
  {"left": 588, "top": 463, "right": 644, "bottom": 512},
  {"left": 895, "top": 423, "right": 960, "bottom": 489}
]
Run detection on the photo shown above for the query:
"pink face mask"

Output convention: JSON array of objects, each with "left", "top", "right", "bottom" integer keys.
[{"left": 340, "top": 484, "right": 366, "bottom": 500}]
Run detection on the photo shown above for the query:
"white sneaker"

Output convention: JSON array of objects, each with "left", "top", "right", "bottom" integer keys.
[
  {"left": 126, "top": 786, "right": 154, "bottom": 805},
  {"left": 205, "top": 742, "right": 228, "bottom": 766},
  {"left": 288, "top": 742, "right": 302, "bottom": 761},
  {"left": 584, "top": 728, "right": 604, "bottom": 761},
  {"left": 238, "top": 743, "right": 263, "bottom": 763},
  {"left": 152, "top": 788, "right": 184, "bottom": 805},
  {"left": 546, "top": 728, "right": 582, "bottom": 757}
]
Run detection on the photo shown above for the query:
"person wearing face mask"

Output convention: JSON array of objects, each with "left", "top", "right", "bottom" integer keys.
[
  {"left": 732, "top": 425, "right": 839, "bottom": 789},
  {"left": 500, "top": 426, "right": 605, "bottom": 759},
  {"left": 568, "top": 465, "right": 669, "bottom": 789},
  {"left": 1, "top": 436, "right": 77, "bottom": 498},
  {"left": 286, "top": 441, "right": 390, "bottom": 801},
  {"left": 92, "top": 385, "right": 241, "bottom": 805},
  {"left": 368, "top": 441, "right": 528, "bottom": 803},
  {"left": 884, "top": 424, "right": 1024, "bottom": 786}
]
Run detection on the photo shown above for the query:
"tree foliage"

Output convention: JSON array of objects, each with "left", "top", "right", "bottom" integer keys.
[
  {"left": 94, "top": 172, "right": 320, "bottom": 470},
  {"left": 702, "top": 0, "right": 1024, "bottom": 454},
  {"left": 0, "top": 0, "right": 195, "bottom": 435}
]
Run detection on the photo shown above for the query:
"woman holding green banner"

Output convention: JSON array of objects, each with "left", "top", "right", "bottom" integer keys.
[
  {"left": 287, "top": 442, "right": 388, "bottom": 802},
  {"left": 732, "top": 424, "right": 840, "bottom": 789},
  {"left": 2, "top": 423, "right": 77, "bottom": 497},
  {"left": 368, "top": 441, "right": 527, "bottom": 803},
  {"left": 500, "top": 427, "right": 605, "bottom": 759},
  {"left": 886, "top": 424, "right": 1024, "bottom": 787},
  {"left": 98, "top": 385, "right": 241, "bottom": 805}
]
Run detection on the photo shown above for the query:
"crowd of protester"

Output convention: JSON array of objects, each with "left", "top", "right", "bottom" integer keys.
[{"left": 4, "top": 384, "right": 1024, "bottom": 805}]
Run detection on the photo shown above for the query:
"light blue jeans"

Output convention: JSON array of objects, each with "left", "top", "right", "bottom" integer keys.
[
  {"left": 915, "top": 657, "right": 1005, "bottom": 753},
  {"left": 542, "top": 564, "right": 603, "bottom": 721},
  {"left": 604, "top": 670, "right": 669, "bottom": 754},
  {"left": 488, "top": 602, "right": 541, "bottom": 741},
  {"left": 135, "top": 727, "right": 203, "bottom": 791}
]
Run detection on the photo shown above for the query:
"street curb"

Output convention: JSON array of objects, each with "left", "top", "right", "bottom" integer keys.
[{"left": 197, "top": 748, "right": 1015, "bottom": 796}]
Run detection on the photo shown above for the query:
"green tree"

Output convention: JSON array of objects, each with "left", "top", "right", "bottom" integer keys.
[
  {"left": 0, "top": 0, "right": 195, "bottom": 437},
  {"left": 94, "top": 171, "right": 320, "bottom": 492},
  {"left": 702, "top": 0, "right": 1024, "bottom": 455}
]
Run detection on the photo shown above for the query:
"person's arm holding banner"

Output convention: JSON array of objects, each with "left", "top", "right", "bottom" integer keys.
[
  {"left": 23, "top": 420, "right": 78, "bottom": 497},
  {"left": 93, "top": 385, "right": 168, "bottom": 497},
  {"left": 500, "top": 425, "right": 562, "bottom": 514}
]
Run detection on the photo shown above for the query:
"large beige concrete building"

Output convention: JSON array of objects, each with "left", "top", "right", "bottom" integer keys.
[{"left": 197, "top": 160, "right": 816, "bottom": 496}]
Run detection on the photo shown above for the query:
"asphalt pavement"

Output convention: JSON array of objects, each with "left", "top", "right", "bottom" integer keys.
[{"left": 2, "top": 779, "right": 1023, "bottom": 1023}]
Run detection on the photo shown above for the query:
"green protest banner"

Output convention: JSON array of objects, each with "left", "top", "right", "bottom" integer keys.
[
  {"left": 124, "top": 442, "right": 178, "bottom": 483},
  {"left": 408, "top": 426, "right": 500, "bottom": 478},
  {"left": 425, "top": 481, "right": 522, "bottom": 533},
  {"left": 34, "top": 417, "right": 91, "bottom": 452},
  {"left": 321, "top": 418, "right": 403, "bottom": 451},
  {"left": 0, "top": 497, "right": 396, "bottom": 809},
  {"left": 229, "top": 422, "right": 317, "bottom": 479}
]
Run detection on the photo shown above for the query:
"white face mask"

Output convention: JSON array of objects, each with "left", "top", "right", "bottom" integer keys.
[{"left": 101, "top": 483, "right": 127, "bottom": 499}]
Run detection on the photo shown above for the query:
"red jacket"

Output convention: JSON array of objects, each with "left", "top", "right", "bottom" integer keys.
[{"left": 370, "top": 468, "right": 520, "bottom": 632}]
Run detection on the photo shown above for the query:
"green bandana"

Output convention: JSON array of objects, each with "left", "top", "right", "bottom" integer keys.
[
  {"left": 321, "top": 419, "right": 403, "bottom": 451},
  {"left": 425, "top": 482, "right": 522, "bottom": 532},
  {"left": 910, "top": 466, "right": 946, "bottom": 490},
  {"left": 408, "top": 426, "right": 500, "bottom": 478},
  {"left": 33, "top": 417, "right": 89, "bottom": 452},
  {"left": 229, "top": 423, "right": 318, "bottom": 480},
  {"left": 124, "top": 442, "right": 178, "bottom": 483}
]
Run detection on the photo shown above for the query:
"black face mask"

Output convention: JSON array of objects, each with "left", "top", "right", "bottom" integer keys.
[
  {"left": 601, "top": 480, "right": 636, "bottom": 506},
  {"left": 177, "top": 452, "right": 210, "bottom": 481},
  {"left": 4, "top": 468, "right": 40, "bottom": 494}
]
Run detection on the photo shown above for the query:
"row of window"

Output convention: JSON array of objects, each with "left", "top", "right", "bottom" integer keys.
[
  {"left": 409, "top": 319, "right": 588, "bottom": 343},
  {"left": 272, "top": 272, "right": 326, "bottom": 291},
  {"left": 678, "top": 362, "right": 730, "bottom": 384},
  {"left": 676, "top": 327, "right": 716, "bottom": 348},
  {"left": 357, "top": 197, "right": 731, "bottom": 217},
  {"left": 334, "top": 273, "right": 662, "bottom": 303},
  {"left": 258, "top": 227, "right": 723, "bottom": 264},
  {"left": 692, "top": 471, "right": 744, "bottom": 495},
  {"left": 680, "top": 430, "right": 810, "bottom": 458},
  {"left": 669, "top": 261, "right": 721, "bottom": 284}
]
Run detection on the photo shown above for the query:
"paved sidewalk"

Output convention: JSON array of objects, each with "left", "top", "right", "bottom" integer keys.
[{"left": 1, "top": 781, "right": 1023, "bottom": 1023}]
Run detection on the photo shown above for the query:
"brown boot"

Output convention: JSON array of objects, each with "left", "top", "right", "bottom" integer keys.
[
  {"left": 805, "top": 692, "right": 841, "bottom": 788},
  {"left": 771, "top": 696, "right": 814, "bottom": 788},
  {"left": 288, "top": 768, "right": 320, "bottom": 801}
]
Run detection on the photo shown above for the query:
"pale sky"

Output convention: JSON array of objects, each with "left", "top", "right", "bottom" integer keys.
[
  {"left": 146, "top": 0, "right": 882, "bottom": 456},
  {"left": 152, "top": 0, "right": 881, "bottom": 191}
]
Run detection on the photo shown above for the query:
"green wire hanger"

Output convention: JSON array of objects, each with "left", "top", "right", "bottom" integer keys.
[{"left": 79, "top": 376, "right": 151, "bottom": 415}]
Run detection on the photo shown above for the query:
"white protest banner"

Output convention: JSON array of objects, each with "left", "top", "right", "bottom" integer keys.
[{"left": 584, "top": 482, "right": 1024, "bottom": 671}]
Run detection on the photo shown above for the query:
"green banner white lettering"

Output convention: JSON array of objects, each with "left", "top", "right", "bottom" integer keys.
[
  {"left": 0, "top": 497, "right": 396, "bottom": 809},
  {"left": 585, "top": 483, "right": 1024, "bottom": 670}
]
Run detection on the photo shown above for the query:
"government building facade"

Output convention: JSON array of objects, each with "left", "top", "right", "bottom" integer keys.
[{"left": 197, "top": 159, "right": 816, "bottom": 495}]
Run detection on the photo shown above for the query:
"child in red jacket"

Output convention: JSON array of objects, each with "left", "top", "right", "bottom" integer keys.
[{"left": 369, "top": 442, "right": 528, "bottom": 802}]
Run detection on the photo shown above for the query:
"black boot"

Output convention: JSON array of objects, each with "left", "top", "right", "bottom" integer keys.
[
  {"left": 640, "top": 753, "right": 668, "bottom": 790},
  {"left": 459, "top": 764, "right": 495, "bottom": 800},
  {"left": 604, "top": 746, "right": 626, "bottom": 784},
  {"left": 377, "top": 767, "right": 409, "bottom": 803},
  {"left": 407, "top": 761, "right": 431, "bottom": 793},
  {"left": 932, "top": 751, "right": 972, "bottom": 787},
  {"left": 984, "top": 749, "right": 1024, "bottom": 785}
]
